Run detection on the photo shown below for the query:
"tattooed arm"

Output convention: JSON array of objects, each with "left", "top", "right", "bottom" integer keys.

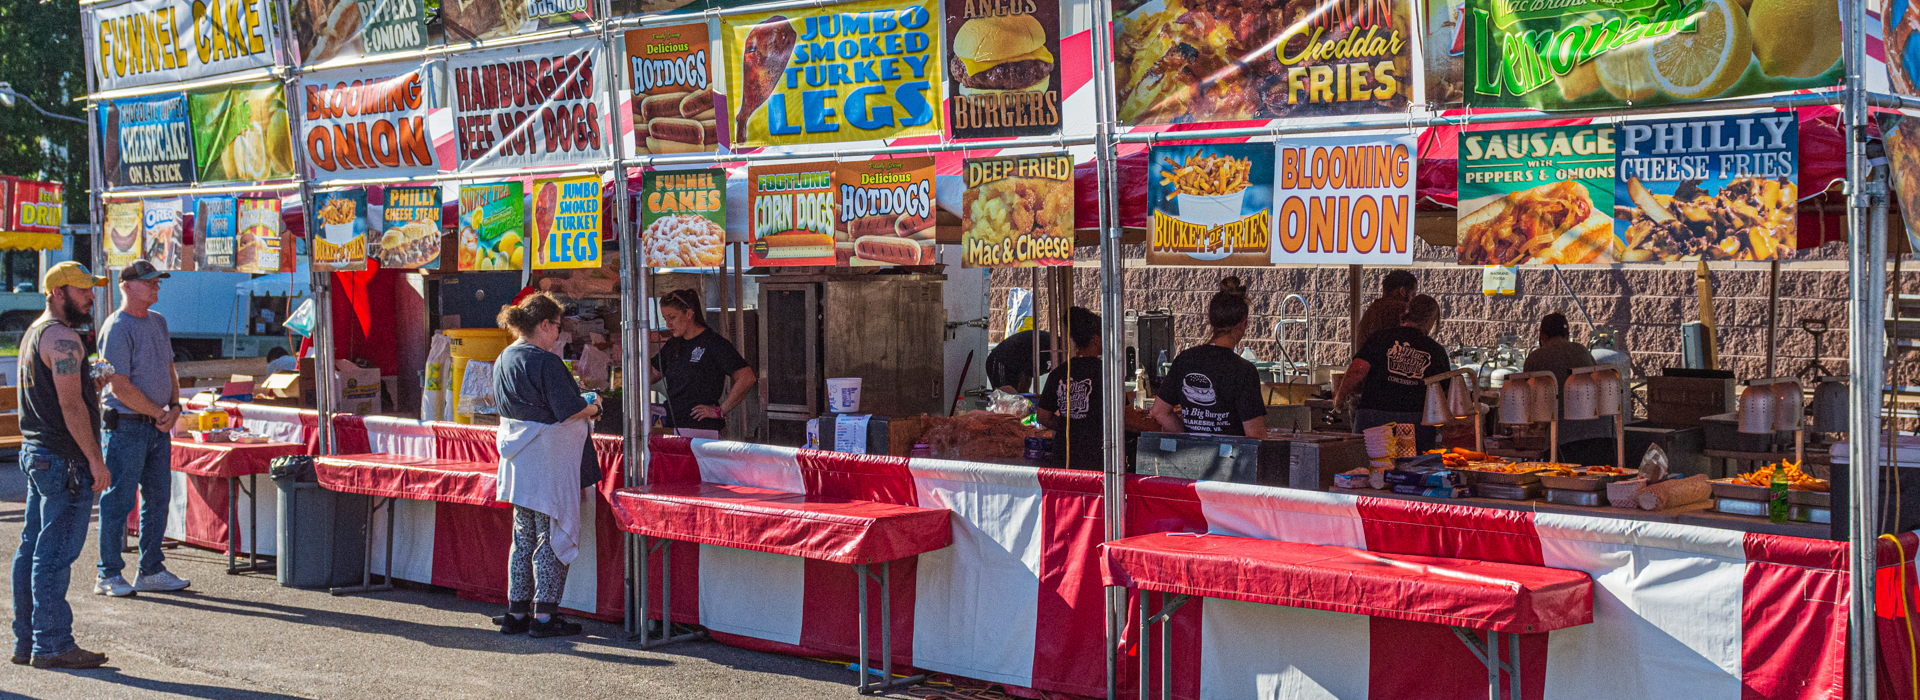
[{"left": 42, "top": 326, "right": 107, "bottom": 490}]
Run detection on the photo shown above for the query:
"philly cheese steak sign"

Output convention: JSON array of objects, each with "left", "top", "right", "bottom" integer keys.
[
  {"left": 90, "top": 0, "right": 275, "bottom": 91},
  {"left": 450, "top": 38, "right": 610, "bottom": 171},
  {"left": 303, "top": 63, "right": 440, "bottom": 180}
]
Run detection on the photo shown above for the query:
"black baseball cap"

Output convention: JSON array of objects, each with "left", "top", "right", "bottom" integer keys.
[{"left": 120, "top": 260, "right": 171, "bottom": 282}]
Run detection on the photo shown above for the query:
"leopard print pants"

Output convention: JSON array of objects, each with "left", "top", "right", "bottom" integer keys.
[{"left": 507, "top": 506, "right": 568, "bottom": 610}]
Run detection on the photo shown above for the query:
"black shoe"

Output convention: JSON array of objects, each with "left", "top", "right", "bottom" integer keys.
[
  {"left": 30, "top": 647, "right": 107, "bottom": 670},
  {"left": 10, "top": 653, "right": 27, "bottom": 666},
  {"left": 495, "top": 614, "right": 530, "bottom": 635},
  {"left": 528, "top": 615, "right": 582, "bottom": 638}
]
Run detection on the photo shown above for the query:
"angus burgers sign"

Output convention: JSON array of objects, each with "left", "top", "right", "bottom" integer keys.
[{"left": 944, "top": 0, "right": 1061, "bottom": 138}]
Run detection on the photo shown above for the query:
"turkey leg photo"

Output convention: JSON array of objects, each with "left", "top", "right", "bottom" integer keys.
[{"left": 737, "top": 16, "right": 797, "bottom": 142}]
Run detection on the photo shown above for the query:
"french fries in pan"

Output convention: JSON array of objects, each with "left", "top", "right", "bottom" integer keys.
[{"left": 1159, "top": 153, "right": 1252, "bottom": 199}]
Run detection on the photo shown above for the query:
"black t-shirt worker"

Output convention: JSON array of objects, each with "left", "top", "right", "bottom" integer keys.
[
  {"left": 1336, "top": 294, "right": 1451, "bottom": 452},
  {"left": 1151, "top": 277, "right": 1267, "bottom": 437},
  {"left": 1036, "top": 307, "right": 1159, "bottom": 471},
  {"left": 1352, "top": 269, "right": 1418, "bottom": 356},
  {"left": 648, "top": 288, "right": 755, "bottom": 439},
  {"left": 985, "top": 328, "right": 1052, "bottom": 394}
]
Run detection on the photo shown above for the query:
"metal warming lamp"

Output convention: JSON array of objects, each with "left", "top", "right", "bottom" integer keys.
[
  {"left": 1423, "top": 368, "right": 1483, "bottom": 451},
  {"left": 1738, "top": 378, "right": 1806, "bottom": 466},
  {"left": 1501, "top": 371, "right": 1560, "bottom": 463},
  {"left": 1570, "top": 365, "right": 1627, "bottom": 470}
]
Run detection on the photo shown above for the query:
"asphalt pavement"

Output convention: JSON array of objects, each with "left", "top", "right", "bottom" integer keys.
[{"left": 0, "top": 461, "right": 880, "bottom": 700}]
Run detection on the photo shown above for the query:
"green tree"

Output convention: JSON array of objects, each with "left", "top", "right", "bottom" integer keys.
[{"left": 0, "top": 0, "right": 88, "bottom": 223}]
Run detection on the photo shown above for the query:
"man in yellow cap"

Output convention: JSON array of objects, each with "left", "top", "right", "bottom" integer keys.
[{"left": 10, "top": 261, "right": 110, "bottom": 670}]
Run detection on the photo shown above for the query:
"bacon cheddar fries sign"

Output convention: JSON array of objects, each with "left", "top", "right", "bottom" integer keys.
[
  {"left": 748, "top": 161, "right": 838, "bottom": 266},
  {"left": 1271, "top": 136, "right": 1415, "bottom": 266},
  {"left": 450, "top": 39, "right": 610, "bottom": 171},
  {"left": 531, "top": 175, "right": 602, "bottom": 270},
  {"left": 90, "top": 0, "right": 275, "bottom": 91},
  {"left": 1148, "top": 144, "right": 1274, "bottom": 267},
  {"left": 960, "top": 153, "right": 1074, "bottom": 268},
  {"left": 303, "top": 64, "right": 439, "bottom": 181},
  {"left": 723, "top": 0, "right": 943, "bottom": 147}
]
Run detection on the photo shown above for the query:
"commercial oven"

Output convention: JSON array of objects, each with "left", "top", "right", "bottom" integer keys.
[{"left": 759, "top": 274, "right": 947, "bottom": 447}]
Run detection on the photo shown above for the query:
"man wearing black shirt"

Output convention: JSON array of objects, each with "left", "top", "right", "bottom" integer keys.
[
  {"left": 1036, "top": 308, "right": 1157, "bottom": 470},
  {"left": 1336, "top": 294, "right": 1450, "bottom": 452},
  {"left": 985, "top": 328, "right": 1052, "bottom": 394}
]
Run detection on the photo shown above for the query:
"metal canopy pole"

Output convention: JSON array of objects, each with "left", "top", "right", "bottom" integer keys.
[
  {"left": 1087, "top": 0, "right": 1128, "bottom": 688},
  {"left": 1844, "top": 0, "right": 1884, "bottom": 689},
  {"left": 599, "top": 9, "right": 651, "bottom": 638}
]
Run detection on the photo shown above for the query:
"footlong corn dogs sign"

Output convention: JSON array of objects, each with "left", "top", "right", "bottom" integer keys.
[
  {"left": 723, "top": 0, "right": 944, "bottom": 147},
  {"left": 89, "top": 0, "right": 275, "bottom": 92}
]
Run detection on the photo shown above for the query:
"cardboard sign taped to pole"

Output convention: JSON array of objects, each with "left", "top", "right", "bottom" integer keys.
[
  {"left": 449, "top": 38, "right": 610, "bottom": 171},
  {"left": 302, "top": 63, "right": 441, "bottom": 181}
]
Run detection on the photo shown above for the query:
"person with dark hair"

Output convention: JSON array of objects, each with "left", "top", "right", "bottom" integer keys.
[
  {"left": 1150, "top": 277, "right": 1267, "bottom": 436},
  {"left": 1337, "top": 294, "right": 1451, "bottom": 452},
  {"left": 264, "top": 346, "right": 298, "bottom": 374},
  {"left": 984, "top": 327, "right": 1052, "bottom": 394},
  {"left": 491, "top": 292, "right": 601, "bottom": 638},
  {"left": 1523, "top": 312, "right": 1616, "bottom": 465},
  {"left": 1035, "top": 308, "right": 1157, "bottom": 470},
  {"left": 648, "top": 288, "right": 755, "bottom": 439},
  {"left": 1351, "top": 269, "right": 1420, "bottom": 356}
]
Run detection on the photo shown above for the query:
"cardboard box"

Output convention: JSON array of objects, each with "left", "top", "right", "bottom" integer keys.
[{"left": 254, "top": 363, "right": 380, "bottom": 415}]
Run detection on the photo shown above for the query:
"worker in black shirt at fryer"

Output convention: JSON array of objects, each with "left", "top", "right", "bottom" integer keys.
[
  {"left": 1036, "top": 307, "right": 1158, "bottom": 471},
  {"left": 985, "top": 327, "right": 1052, "bottom": 394},
  {"left": 648, "top": 289, "right": 755, "bottom": 439},
  {"left": 1150, "top": 277, "right": 1267, "bottom": 437},
  {"left": 1336, "top": 294, "right": 1451, "bottom": 452}
]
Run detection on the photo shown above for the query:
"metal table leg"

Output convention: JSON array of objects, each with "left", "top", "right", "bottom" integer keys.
[
  {"left": 225, "top": 476, "right": 239, "bottom": 573},
  {"left": 1450, "top": 626, "right": 1523, "bottom": 700},
  {"left": 330, "top": 496, "right": 395, "bottom": 595},
  {"left": 630, "top": 536, "right": 702, "bottom": 648},
  {"left": 1135, "top": 591, "right": 1192, "bottom": 700},
  {"left": 854, "top": 560, "right": 928, "bottom": 695},
  {"left": 227, "top": 474, "right": 269, "bottom": 575}
]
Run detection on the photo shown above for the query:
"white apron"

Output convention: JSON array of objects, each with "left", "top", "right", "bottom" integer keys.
[{"left": 496, "top": 415, "right": 591, "bottom": 565}]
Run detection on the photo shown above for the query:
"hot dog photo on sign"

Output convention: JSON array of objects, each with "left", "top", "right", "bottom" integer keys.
[
  {"left": 748, "top": 161, "right": 838, "bottom": 266},
  {"left": 626, "top": 23, "right": 721, "bottom": 155},
  {"left": 835, "top": 157, "right": 936, "bottom": 266}
]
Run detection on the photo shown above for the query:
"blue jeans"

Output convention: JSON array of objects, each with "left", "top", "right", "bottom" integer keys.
[
  {"left": 11, "top": 445, "right": 94, "bottom": 658},
  {"left": 96, "top": 420, "right": 172, "bottom": 579},
  {"left": 1354, "top": 408, "right": 1439, "bottom": 454}
]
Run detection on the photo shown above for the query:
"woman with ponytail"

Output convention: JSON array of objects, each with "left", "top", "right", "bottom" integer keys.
[
  {"left": 647, "top": 288, "right": 756, "bottom": 439},
  {"left": 1149, "top": 277, "right": 1268, "bottom": 436}
]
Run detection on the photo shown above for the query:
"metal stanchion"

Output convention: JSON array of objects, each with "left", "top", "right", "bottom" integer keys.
[
  {"left": 1844, "top": 0, "right": 1884, "bottom": 691},
  {"left": 600, "top": 9, "right": 653, "bottom": 638}
]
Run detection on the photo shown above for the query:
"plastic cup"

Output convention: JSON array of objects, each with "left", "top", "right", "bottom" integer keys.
[{"left": 826, "top": 377, "right": 863, "bottom": 413}]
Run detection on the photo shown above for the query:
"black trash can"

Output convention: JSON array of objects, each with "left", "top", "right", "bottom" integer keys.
[{"left": 272, "top": 456, "right": 371, "bottom": 588}]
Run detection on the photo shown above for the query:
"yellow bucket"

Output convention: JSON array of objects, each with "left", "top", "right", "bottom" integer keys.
[{"left": 446, "top": 329, "right": 513, "bottom": 424}]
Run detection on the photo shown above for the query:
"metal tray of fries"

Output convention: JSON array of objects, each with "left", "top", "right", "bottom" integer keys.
[
  {"left": 1538, "top": 469, "right": 1636, "bottom": 492},
  {"left": 1709, "top": 479, "right": 1771, "bottom": 502},
  {"left": 1461, "top": 466, "right": 1543, "bottom": 486}
]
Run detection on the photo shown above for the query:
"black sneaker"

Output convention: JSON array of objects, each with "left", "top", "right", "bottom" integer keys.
[
  {"left": 528, "top": 615, "right": 582, "bottom": 638},
  {"left": 30, "top": 647, "right": 107, "bottom": 670},
  {"left": 10, "top": 653, "right": 27, "bottom": 666},
  {"left": 494, "top": 614, "right": 530, "bottom": 635}
]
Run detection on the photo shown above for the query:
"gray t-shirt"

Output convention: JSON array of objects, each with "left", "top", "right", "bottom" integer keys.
[
  {"left": 1523, "top": 338, "right": 1610, "bottom": 444},
  {"left": 100, "top": 309, "right": 174, "bottom": 414}
]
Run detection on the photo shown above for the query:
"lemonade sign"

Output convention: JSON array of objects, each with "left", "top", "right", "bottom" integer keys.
[
  {"left": 459, "top": 182, "right": 526, "bottom": 271},
  {"left": 1464, "top": 0, "right": 1842, "bottom": 109}
]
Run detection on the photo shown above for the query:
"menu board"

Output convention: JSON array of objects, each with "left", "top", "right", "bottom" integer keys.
[
  {"left": 747, "top": 161, "right": 837, "bottom": 266},
  {"left": 449, "top": 39, "right": 609, "bottom": 171},
  {"left": 639, "top": 168, "right": 727, "bottom": 268},
  {"left": 291, "top": 0, "right": 428, "bottom": 64},
  {"left": 236, "top": 197, "right": 286, "bottom": 273},
  {"left": 1457, "top": 125, "right": 1619, "bottom": 265},
  {"left": 302, "top": 64, "right": 439, "bottom": 180},
  {"left": 722, "top": 0, "right": 943, "bottom": 147},
  {"left": 960, "top": 153, "right": 1074, "bottom": 268},
  {"left": 311, "top": 189, "right": 370, "bottom": 272},
  {"left": 459, "top": 182, "right": 526, "bottom": 271},
  {"left": 1464, "top": 0, "right": 1841, "bottom": 108},
  {"left": 442, "top": 0, "right": 593, "bottom": 42},
  {"left": 531, "top": 175, "right": 601, "bottom": 269},
  {"left": 626, "top": 23, "right": 720, "bottom": 155},
  {"left": 100, "top": 93, "right": 196, "bottom": 188},
  {"left": 1112, "top": 0, "right": 1412, "bottom": 125},
  {"left": 1148, "top": 144, "right": 1274, "bottom": 267},
  {"left": 190, "top": 82, "right": 296, "bottom": 184},
  {"left": 142, "top": 197, "right": 185, "bottom": 270},
  {"left": 196, "top": 195, "right": 238, "bottom": 271},
  {"left": 836, "top": 157, "right": 936, "bottom": 266},
  {"left": 104, "top": 202, "right": 146, "bottom": 269},
  {"left": 1614, "top": 115, "right": 1798, "bottom": 261},
  {"left": 90, "top": 0, "right": 275, "bottom": 91},
  {"left": 378, "top": 185, "right": 442, "bottom": 269},
  {"left": 10, "top": 181, "right": 63, "bottom": 234},
  {"left": 1272, "top": 136, "right": 1416, "bottom": 265},
  {"left": 942, "top": 0, "right": 1061, "bottom": 139}
]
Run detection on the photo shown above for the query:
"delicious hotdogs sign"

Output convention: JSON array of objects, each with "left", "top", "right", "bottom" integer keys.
[
  {"left": 303, "top": 64, "right": 439, "bottom": 180},
  {"left": 450, "top": 39, "right": 610, "bottom": 171},
  {"left": 626, "top": 23, "right": 720, "bottom": 154},
  {"left": 722, "top": 0, "right": 944, "bottom": 147},
  {"left": 90, "top": 0, "right": 275, "bottom": 91},
  {"left": 836, "top": 157, "right": 935, "bottom": 266}
]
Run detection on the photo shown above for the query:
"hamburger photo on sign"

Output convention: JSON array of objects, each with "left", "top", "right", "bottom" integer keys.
[{"left": 945, "top": 0, "right": 1061, "bottom": 138}]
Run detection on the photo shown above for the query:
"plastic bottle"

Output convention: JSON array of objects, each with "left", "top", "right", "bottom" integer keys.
[{"left": 1768, "top": 466, "right": 1790, "bottom": 523}]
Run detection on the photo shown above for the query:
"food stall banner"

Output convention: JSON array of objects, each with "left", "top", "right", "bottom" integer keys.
[
  {"left": 449, "top": 38, "right": 610, "bottom": 171},
  {"left": 1147, "top": 144, "right": 1274, "bottom": 267},
  {"left": 747, "top": 161, "right": 837, "bottom": 266},
  {"left": 302, "top": 63, "right": 441, "bottom": 181},
  {"left": 1112, "top": 0, "right": 1413, "bottom": 126},
  {"left": 10, "top": 180, "right": 64, "bottom": 234},
  {"left": 195, "top": 195, "right": 238, "bottom": 271},
  {"left": 292, "top": 0, "right": 429, "bottom": 65},
  {"left": 1889, "top": 1, "right": 1920, "bottom": 96},
  {"left": 1457, "top": 124, "right": 1618, "bottom": 265},
  {"left": 99, "top": 93, "right": 196, "bottom": 188},
  {"left": 531, "top": 175, "right": 601, "bottom": 269},
  {"left": 626, "top": 23, "right": 720, "bottom": 155},
  {"left": 89, "top": 0, "right": 275, "bottom": 92},
  {"left": 105, "top": 201, "right": 146, "bottom": 269},
  {"left": 1614, "top": 114, "right": 1797, "bottom": 261},
  {"left": 1424, "top": 0, "right": 1465, "bottom": 107},
  {"left": 311, "top": 188, "right": 370, "bottom": 271},
  {"left": 236, "top": 197, "right": 286, "bottom": 273},
  {"left": 836, "top": 157, "right": 936, "bottom": 266},
  {"left": 379, "top": 185, "right": 442, "bottom": 269},
  {"left": 960, "top": 152, "right": 1074, "bottom": 268},
  {"left": 459, "top": 181, "right": 526, "bottom": 270},
  {"left": 442, "top": 0, "right": 593, "bottom": 43},
  {"left": 1462, "top": 0, "right": 1841, "bottom": 108},
  {"left": 1270, "top": 136, "right": 1415, "bottom": 266},
  {"left": 142, "top": 197, "right": 186, "bottom": 270},
  {"left": 639, "top": 168, "right": 727, "bottom": 268},
  {"left": 943, "top": 0, "right": 1060, "bottom": 138},
  {"left": 1881, "top": 112, "right": 1920, "bottom": 253},
  {"left": 190, "top": 82, "right": 296, "bottom": 184},
  {"left": 722, "top": 0, "right": 943, "bottom": 147}
]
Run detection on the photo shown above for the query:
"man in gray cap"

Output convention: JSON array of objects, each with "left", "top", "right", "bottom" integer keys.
[{"left": 93, "top": 260, "right": 187, "bottom": 598}]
